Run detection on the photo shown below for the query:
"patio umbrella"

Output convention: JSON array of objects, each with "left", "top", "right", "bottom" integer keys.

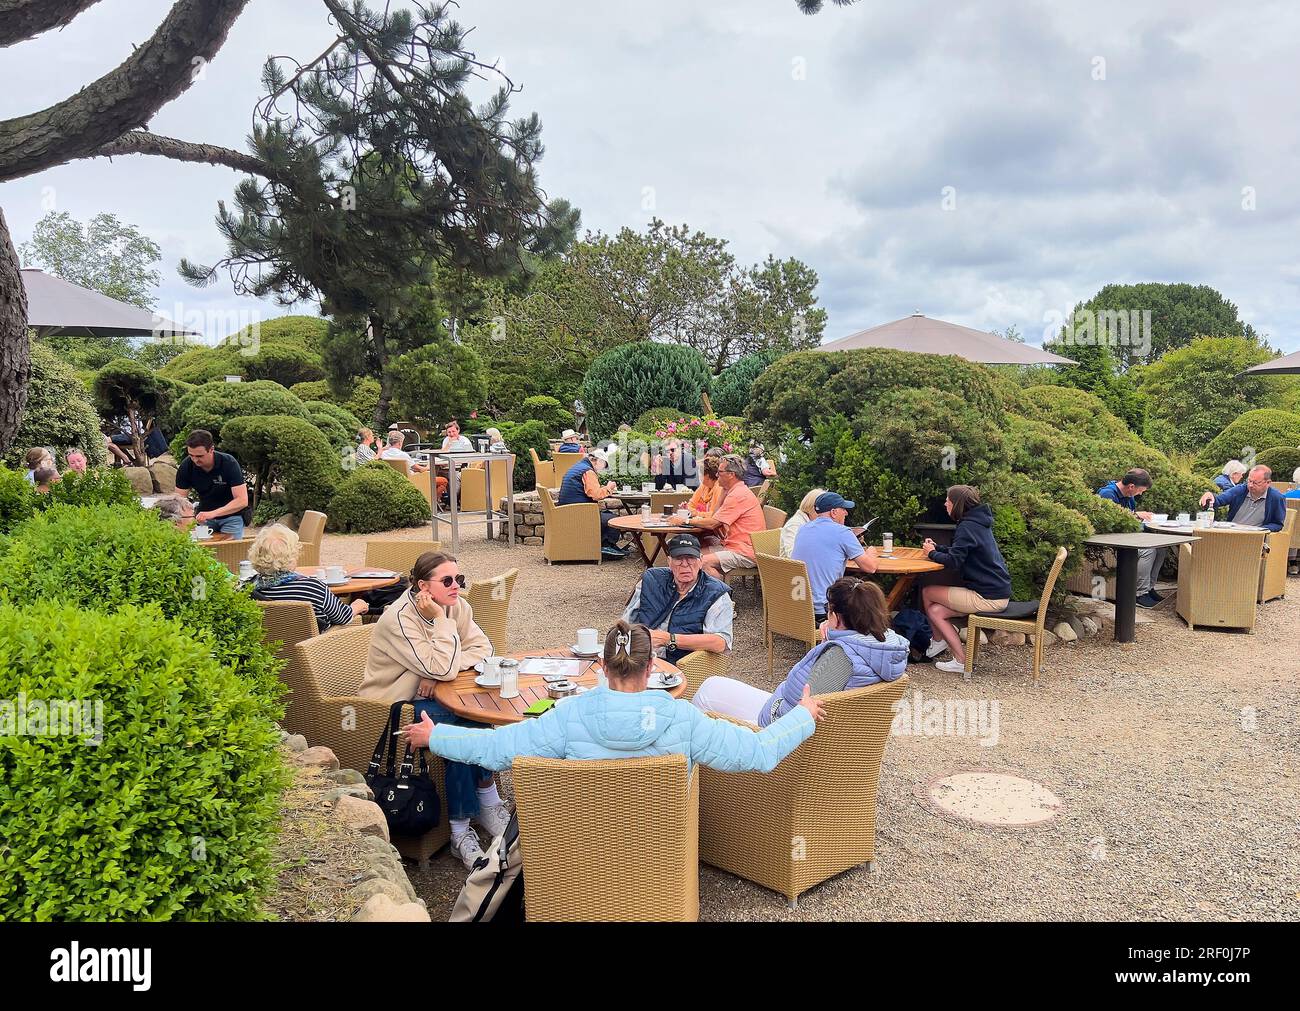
[
  {"left": 1237, "top": 348, "right": 1300, "bottom": 376},
  {"left": 21, "top": 268, "right": 198, "bottom": 339},
  {"left": 815, "top": 311, "right": 1076, "bottom": 366}
]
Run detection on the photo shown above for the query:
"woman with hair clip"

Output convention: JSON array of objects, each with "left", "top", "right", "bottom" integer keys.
[
  {"left": 357, "top": 550, "right": 496, "bottom": 869},
  {"left": 402, "top": 620, "right": 825, "bottom": 779},
  {"left": 691, "top": 577, "right": 909, "bottom": 724}
]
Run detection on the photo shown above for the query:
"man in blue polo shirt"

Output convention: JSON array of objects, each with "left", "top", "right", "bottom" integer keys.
[
  {"left": 1199, "top": 464, "right": 1286, "bottom": 532},
  {"left": 1097, "top": 467, "right": 1165, "bottom": 608},
  {"left": 791, "top": 491, "right": 878, "bottom": 626}
]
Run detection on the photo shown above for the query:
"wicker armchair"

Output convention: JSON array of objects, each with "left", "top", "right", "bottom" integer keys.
[
  {"left": 383, "top": 457, "right": 411, "bottom": 477},
  {"left": 763, "top": 505, "right": 788, "bottom": 529},
  {"left": 457, "top": 458, "right": 512, "bottom": 513},
  {"left": 1288, "top": 499, "right": 1300, "bottom": 570},
  {"left": 749, "top": 528, "right": 782, "bottom": 557},
  {"left": 676, "top": 649, "right": 729, "bottom": 700},
  {"left": 1176, "top": 528, "right": 1267, "bottom": 631},
  {"left": 1258, "top": 510, "right": 1295, "bottom": 603},
  {"left": 206, "top": 537, "right": 250, "bottom": 574},
  {"left": 753, "top": 479, "right": 772, "bottom": 505},
  {"left": 363, "top": 540, "right": 440, "bottom": 575},
  {"left": 407, "top": 469, "right": 433, "bottom": 505},
  {"left": 727, "top": 510, "right": 787, "bottom": 595},
  {"left": 297, "top": 510, "right": 326, "bottom": 566},
  {"left": 537, "top": 486, "right": 602, "bottom": 565},
  {"left": 650, "top": 491, "right": 692, "bottom": 512},
  {"left": 551, "top": 450, "right": 585, "bottom": 479},
  {"left": 965, "top": 546, "right": 1068, "bottom": 683},
  {"left": 466, "top": 568, "right": 519, "bottom": 654},
  {"left": 753, "top": 552, "right": 818, "bottom": 677},
  {"left": 700, "top": 677, "right": 908, "bottom": 906},
  {"left": 512, "top": 753, "right": 699, "bottom": 921},
  {"left": 529, "top": 448, "right": 556, "bottom": 490}
]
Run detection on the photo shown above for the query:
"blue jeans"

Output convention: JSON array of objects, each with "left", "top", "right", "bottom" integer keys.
[
  {"left": 207, "top": 513, "right": 245, "bottom": 539},
  {"left": 412, "top": 698, "right": 491, "bottom": 821}
]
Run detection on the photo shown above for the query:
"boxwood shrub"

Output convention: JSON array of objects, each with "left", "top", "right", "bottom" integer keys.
[
  {"left": 328, "top": 462, "right": 430, "bottom": 533},
  {"left": 0, "top": 466, "right": 37, "bottom": 534},
  {"left": 218, "top": 415, "right": 341, "bottom": 516},
  {"left": 0, "top": 601, "right": 286, "bottom": 920},
  {"left": 0, "top": 505, "right": 283, "bottom": 710},
  {"left": 1254, "top": 446, "right": 1300, "bottom": 480},
  {"left": 498, "top": 419, "right": 550, "bottom": 491},
  {"left": 41, "top": 467, "right": 140, "bottom": 511},
  {"left": 1196, "top": 409, "right": 1300, "bottom": 472},
  {"left": 169, "top": 379, "right": 309, "bottom": 452}
]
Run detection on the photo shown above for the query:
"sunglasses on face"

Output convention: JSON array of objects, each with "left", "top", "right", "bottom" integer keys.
[{"left": 430, "top": 574, "right": 467, "bottom": 589}]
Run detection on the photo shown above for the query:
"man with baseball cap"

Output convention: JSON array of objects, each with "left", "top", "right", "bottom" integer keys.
[
  {"left": 791, "top": 491, "right": 879, "bottom": 625},
  {"left": 622, "top": 533, "right": 733, "bottom": 664},
  {"left": 557, "top": 446, "right": 625, "bottom": 557},
  {"left": 558, "top": 428, "right": 583, "bottom": 453}
]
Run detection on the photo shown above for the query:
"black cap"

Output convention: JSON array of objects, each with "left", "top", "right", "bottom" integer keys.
[{"left": 666, "top": 533, "right": 702, "bottom": 559}]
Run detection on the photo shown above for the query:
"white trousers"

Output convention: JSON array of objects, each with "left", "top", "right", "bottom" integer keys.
[{"left": 690, "top": 676, "right": 769, "bottom": 723}]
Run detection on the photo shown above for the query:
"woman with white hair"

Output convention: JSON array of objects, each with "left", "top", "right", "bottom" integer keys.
[
  {"left": 780, "top": 487, "right": 826, "bottom": 557},
  {"left": 1214, "top": 460, "right": 1248, "bottom": 492},
  {"left": 247, "top": 525, "right": 367, "bottom": 631},
  {"left": 484, "top": 427, "right": 508, "bottom": 453}
]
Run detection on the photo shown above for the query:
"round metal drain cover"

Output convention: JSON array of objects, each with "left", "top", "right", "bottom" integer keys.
[{"left": 924, "top": 771, "right": 1062, "bottom": 827}]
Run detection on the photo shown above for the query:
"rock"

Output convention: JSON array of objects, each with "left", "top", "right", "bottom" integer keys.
[
  {"left": 357, "top": 835, "right": 401, "bottom": 858},
  {"left": 332, "top": 768, "right": 367, "bottom": 786},
  {"left": 350, "top": 893, "right": 430, "bottom": 923},
  {"left": 1035, "top": 629, "right": 1059, "bottom": 647},
  {"left": 1080, "top": 616, "right": 1100, "bottom": 636},
  {"left": 332, "top": 795, "right": 390, "bottom": 842},
  {"left": 294, "top": 745, "right": 340, "bottom": 771},
  {"left": 277, "top": 728, "right": 291, "bottom": 744},
  {"left": 325, "top": 784, "right": 374, "bottom": 803},
  {"left": 1063, "top": 614, "right": 1086, "bottom": 637},
  {"left": 990, "top": 630, "right": 1026, "bottom": 647},
  {"left": 149, "top": 460, "right": 178, "bottom": 494},
  {"left": 1006, "top": 632, "right": 1026, "bottom": 646},
  {"left": 523, "top": 536, "right": 543, "bottom": 545},
  {"left": 1053, "top": 622, "right": 1078, "bottom": 643},
  {"left": 359, "top": 859, "right": 417, "bottom": 901},
  {"left": 123, "top": 466, "right": 154, "bottom": 496},
  {"left": 353, "top": 878, "right": 414, "bottom": 906},
  {"left": 284, "top": 734, "right": 309, "bottom": 753}
]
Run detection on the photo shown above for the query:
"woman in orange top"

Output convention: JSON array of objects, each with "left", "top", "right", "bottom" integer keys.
[{"left": 688, "top": 456, "right": 721, "bottom": 516}]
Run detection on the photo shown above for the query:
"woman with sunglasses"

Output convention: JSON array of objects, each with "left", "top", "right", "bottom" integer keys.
[{"left": 358, "top": 551, "right": 497, "bottom": 869}]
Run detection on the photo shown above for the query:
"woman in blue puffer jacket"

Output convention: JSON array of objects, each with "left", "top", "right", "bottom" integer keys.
[
  {"left": 691, "top": 577, "right": 909, "bottom": 725},
  {"left": 403, "top": 620, "right": 824, "bottom": 773}
]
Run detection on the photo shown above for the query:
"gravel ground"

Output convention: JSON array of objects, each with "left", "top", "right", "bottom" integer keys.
[{"left": 316, "top": 523, "right": 1300, "bottom": 921}]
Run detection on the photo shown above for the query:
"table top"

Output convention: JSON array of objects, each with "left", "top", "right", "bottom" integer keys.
[
  {"left": 1144, "top": 520, "right": 1266, "bottom": 535},
  {"left": 295, "top": 565, "right": 402, "bottom": 597},
  {"left": 610, "top": 489, "right": 652, "bottom": 501},
  {"left": 1085, "top": 531, "right": 1202, "bottom": 549},
  {"left": 608, "top": 514, "right": 695, "bottom": 535},
  {"left": 433, "top": 648, "right": 685, "bottom": 725},
  {"left": 430, "top": 450, "right": 514, "bottom": 463},
  {"left": 195, "top": 532, "right": 236, "bottom": 544},
  {"left": 865, "top": 545, "right": 944, "bottom": 574}
]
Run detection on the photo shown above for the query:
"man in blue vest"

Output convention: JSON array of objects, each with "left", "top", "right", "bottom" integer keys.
[
  {"left": 621, "top": 534, "right": 733, "bottom": 664},
  {"left": 557, "top": 447, "right": 625, "bottom": 558},
  {"left": 1199, "top": 464, "right": 1286, "bottom": 532}
]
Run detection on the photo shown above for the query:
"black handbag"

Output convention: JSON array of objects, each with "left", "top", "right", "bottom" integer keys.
[{"left": 366, "top": 701, "right": 441, "bottom": 836}]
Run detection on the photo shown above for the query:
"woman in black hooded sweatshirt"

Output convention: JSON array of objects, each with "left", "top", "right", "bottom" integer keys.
[{"left": 920, "top": 484, "right": 1011, "bottom": 674}]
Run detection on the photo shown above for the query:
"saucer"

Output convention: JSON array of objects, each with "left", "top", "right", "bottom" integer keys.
[
  {"left": 570, "top": 644, "right": 600, "bottom": 657},
  {"left": 475, "top": 673, "right": 502, "bottom": 688},
  {"left": 647, "top": 672, "right": 683, "bottom": 690}
]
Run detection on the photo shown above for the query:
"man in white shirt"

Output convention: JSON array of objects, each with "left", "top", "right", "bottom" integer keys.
[{"left": 380, "top": 430, "right": 428, "bottom": 473}]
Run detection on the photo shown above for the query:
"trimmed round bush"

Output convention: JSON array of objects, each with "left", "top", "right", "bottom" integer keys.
[
  {"left": 0, "top": 601, "right": 286, "bottom": 920},
  {"left": 5, "top": 342, "right": 106, "bottom": 469},
  {"left": 302, "top": 400, "right": 362, "bottom": 434},
  {"left": 1255, "top": 446, "right": 1300, "bottom": 479},
  {"left": 498, "top": 420, "right": 550, "bottom": 491},
  {"left": 170, "top": 379, "right": 309, "bottom": 452},
  {"left": 710, "top": 350, "right": 780, "bottom": 418},
  {"left": 328, "top": 462, "right": 430, "bottom": 533},
  {"left": 0, "top": 504, "right": 283, "bottom": 707},
  {"left": 0, "top": 466, "right": 37, "bottom": 534},
  {"left": 513, "top": 395, "right": 574, "bottom": 432},
  {"left": 41, "top": 468, "right": 140, "bottom": 511},
  {"left": 219, "top": 415, "right": 341, "bottom": 516},
  {"left": 582, "top": 342, "right": 712, "bottom": 438},
  {"left": 1196, "top": 409, "right": 1300, "bottom": 471},
  {"left": 244, "top": 344, "right": 326, "bottom": 387},
  {"left": 1019, "top": 385, "right": 1132, "bottom": 442},
  {"left": 160, "top": 315, "right": 328, "bottom": 385}
]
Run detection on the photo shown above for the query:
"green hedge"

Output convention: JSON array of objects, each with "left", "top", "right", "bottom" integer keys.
[
  {"left": 328, "top": 462, "right": 430, "bottom": 533},
  {"left": 0, "top": 466, "right": 37, "bottom": 534},
  {"left": 0, "top": 505, "right": 283, "bottom": 708},
  {"left": 219, "top": 415, "right": 341, "bottom": 516},
  {"left": 498, "top": 420, "right": 550, "bottom": 491},
  {"left": 5, "top": 342, "right": 107, "bottom": 469},
  {"left": 512, "top": 395, "right": 574, "bottom": 432},
  {"left": 160, "top": 315, "right": 328, "bottom": 386},
  {"left": 41, "top": 468, "right": 140, "bottom": 511},
  {"left": 1255, "top": 446, "right": 1300, "bottom": 480},
  {"left": 1195, "top": 409, "right": 1300, "bottom": 472},
  {"left": 582, "top": 342, "right": 712, "bottom": 438},
  {"left": 0, "top": 601, "right": 286, "bottom": 920}
]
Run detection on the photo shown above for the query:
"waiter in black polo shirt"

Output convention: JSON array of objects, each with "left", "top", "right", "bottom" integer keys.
[{"left": 174, "top": 429, "right": 250, "bottom": 539}]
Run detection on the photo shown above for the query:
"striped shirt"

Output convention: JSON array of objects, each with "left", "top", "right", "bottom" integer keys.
[{"left": 250, "top": 575, "right": 353, "bottom": 632}]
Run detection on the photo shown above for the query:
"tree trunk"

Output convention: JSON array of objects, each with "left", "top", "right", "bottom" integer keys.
[
  {"left": 0, "top": 208, "right": 31, "bottom": 454},
  {"left": 92, "top": 130, "right": 272, "bottom": 179},
  {"left": 371, "top": 314, "right": 392, "bottom": 430},
  {"left": 126, "top": 402, "right": 146, "bottom": 464}
]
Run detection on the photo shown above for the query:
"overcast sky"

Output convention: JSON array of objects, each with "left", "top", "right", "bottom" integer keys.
[{"left": 2, "top": 0, "right": 1297, "bottom": 351}]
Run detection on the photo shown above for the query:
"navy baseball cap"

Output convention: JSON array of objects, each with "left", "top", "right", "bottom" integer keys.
[
  {"left": 815, "top": 492, "right": 856, "bottom": 513},
  {"left": 666, "top": 534, "right": 702, "bottom": 558}
]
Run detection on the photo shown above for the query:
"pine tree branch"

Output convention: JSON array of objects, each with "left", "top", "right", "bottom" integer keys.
[
  {"left": 0, "top": 0, "right": 107, "bottom": 48},
  {"left": 0, "top": 0, "right": 252, "bottom": 182},
  {"left": 92, "top": 130, "right": 274, "bottom": 179}
]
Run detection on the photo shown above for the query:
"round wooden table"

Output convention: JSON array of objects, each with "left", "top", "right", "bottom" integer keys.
[
  {"left": 433, "top": 648, "right": 686, "bottom": 725},
  {"left": 608, "top": 489, "right": 652, "bottom": 514},
  {"left": 608, "top": 514, "right": 696, "bottom": 566},
  {"left": 295, "top": 565, "right": 401, "bottom": 599},
  {"left": 195, "top": 532, "right": 236, "bottom": 544},
  {"left": 849, "top": 545, "right": 944, "bottom": 609}
]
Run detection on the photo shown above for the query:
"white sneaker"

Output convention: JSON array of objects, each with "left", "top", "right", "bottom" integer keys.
[
  {"left": 935, "top": 659, "right": 967, "bottom": 675},
  {"left": 925, "top": 638, "right": 949, "bottom": 660},
  {"left": 475, "top": 802, "right": 511, "bottom": 839},
  {"left": 450, "top": 828, "right": 485, "bottom": 870}
]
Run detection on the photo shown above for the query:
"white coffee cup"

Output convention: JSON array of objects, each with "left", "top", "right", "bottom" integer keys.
[
  {"left": 576, "top": 627, "right": 599, "bottom": 653},
  {"left": 238, "top": 560, "right": 254, "bottom": 579},
  {"left": 192, "top": 524, "right": 212, "bottom": 540},
  {"left": 1176, "top": 512, "right": 1190, "bottom": 524},
  {"left": 325, "top": 565, "right": 346, "bottom": 582},
  {"left": 481, "top": 656, "right": 502, "bottom": 686}
]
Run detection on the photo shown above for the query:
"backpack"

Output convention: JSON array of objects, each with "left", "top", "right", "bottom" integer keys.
[
  {"left": 891, "top": 607, "right": 933, "bottom": 661},
  {"left": 449, "top": 811, "right": 525, "bottom": 923}
]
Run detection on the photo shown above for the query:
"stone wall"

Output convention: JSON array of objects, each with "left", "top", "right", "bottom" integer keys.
[{"left": 494, "top": 490, "right": 643, "bottom": 544}]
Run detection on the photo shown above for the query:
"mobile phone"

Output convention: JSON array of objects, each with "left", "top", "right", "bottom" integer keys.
[
  {"left": 542, "top": 674, "right": 569, "bottom": 683},
  {"left": 522, "top": 699, "right": 555, "bottom": 717}
]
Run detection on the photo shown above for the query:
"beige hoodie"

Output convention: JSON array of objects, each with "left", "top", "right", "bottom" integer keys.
[{"left": 357, "top": 590, "right": 492, "bottom": 703}]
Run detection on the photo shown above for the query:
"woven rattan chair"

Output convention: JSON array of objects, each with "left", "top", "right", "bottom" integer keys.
[
  {"left": 529, "top": 448, "right": 556, "bottom": 490},
  {"left": 763, "top": 505, "right": 788, "bottom": 530},
  {"left": 407, "top": 469, "right": 433, "bottom": 505},
  {"left": 700, "top": 677, "right": 908, "bottom": 907},
  {"left": 964, "top": 546, "right": 1068, "bottom": 683},
  {"left": 1288, "top": 499, "right": 1300, "bottom": 571},
  {"left": 551, "top": 450, "right": 585, "bottom": 480},
  {"left": 512, "top": 753, "right": 699, "bottom": 921},
  {"left": 383, "top": 457, "right": 411, "bottom": 477},
  {"left": 753, "top": 552, "right": 818, "bottom": 677},
  {"left": 753, "top": 479, "right": 772, "bottom": 505},
  {"left": 457, "top": 457, "right": 512, "bottom": 513},
  {"left": 296, "top": 510, "right": 326, "bottom": 566},
  {"left": 466, "top": 568, "right": 518, "bottom": 654},
  {"left": 676, "top": 649, "right": 729, "bottom": 700},
  {"left": 291, "top": 623, "right": 450, "bottom": 864},
  {"left": 650, "top": 490, "right": 692, "bottom": 513},
  {"left": 749, "top": 528, "right": 782, "bottom": 558},
  {"left": 363, "top": 540, "right": 440, "bottom": 575},
  {"left": 1257, "top": 510, "right": 1294, "bottom": 603},
  {"left": 537, "top": 486, "right": 602, "bottom": 565},
  {"left": 728, "top": 511, "right": 787, "bottom": 595},
  {"left": 207, "top": 537, "right": 251, "bottom": 574},
  {"left": 1176, "top": 527, "right": 1267, "bottom": 631}
]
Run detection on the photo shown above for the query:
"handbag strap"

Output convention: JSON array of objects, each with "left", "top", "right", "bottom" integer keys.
[{"left": 367, "top": 700, "right": 404, "bottom": 776}]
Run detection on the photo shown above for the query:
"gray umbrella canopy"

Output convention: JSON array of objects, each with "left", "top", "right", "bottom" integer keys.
[
  {"left": 21, "top": 268, "right": 197, "bottom": 339},
  {"left": 816, "top": 311, "right": 1076, "bottom": 366},
  {"left": 1238, "top": 348, "right": 1300, "bottom": 376}
]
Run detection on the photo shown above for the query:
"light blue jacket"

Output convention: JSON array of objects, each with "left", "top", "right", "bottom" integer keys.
[{"left": 426, "top": 685, "right": 815, "bottom": 773}]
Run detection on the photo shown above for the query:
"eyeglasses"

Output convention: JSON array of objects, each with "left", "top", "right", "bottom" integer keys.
[{"left": 432, "top": 574, "right": 467, "bottom": 589}]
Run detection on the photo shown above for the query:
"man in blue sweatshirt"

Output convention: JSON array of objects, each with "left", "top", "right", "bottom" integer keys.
[{"left": 1097, "top": 468, "right": 1165, "bottom": 608}]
